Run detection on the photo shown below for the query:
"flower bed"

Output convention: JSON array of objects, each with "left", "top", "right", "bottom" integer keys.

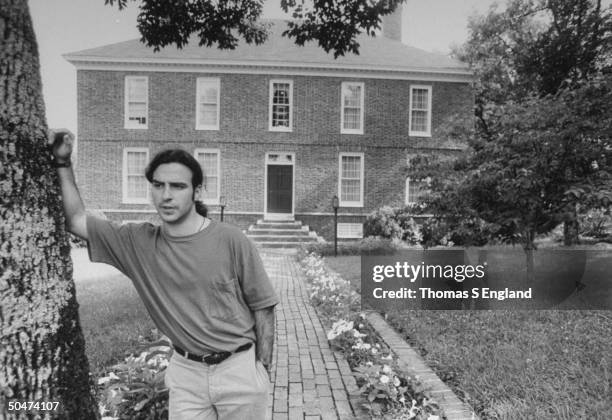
[
  {"left": 299, "top": 251, "right": 444, "bottom": 420},
  {"left": 97, "top": 333, "right": 171, "bottom": 420}
]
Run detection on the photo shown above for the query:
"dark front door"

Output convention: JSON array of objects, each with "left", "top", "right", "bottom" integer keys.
[{"left": 267, "top": 165, "right": 293, "bottom": 213}]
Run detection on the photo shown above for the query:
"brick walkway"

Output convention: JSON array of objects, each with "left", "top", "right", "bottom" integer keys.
[{"left": 260, "top": 252, "right": 365, "bottom": 420}]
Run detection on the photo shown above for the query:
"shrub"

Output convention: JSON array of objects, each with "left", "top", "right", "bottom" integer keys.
[
  {"left": 98, "top": 336, "right": 171, "bottom": 420},
  {"left": 579, "top": 208, "right": 611, "bottom": 238},
  {"left": 420, "top": 217, "right": 498, "bottom": 248},
  {"left": 364, "top": 206, "right": 403, "bottom": 239},
  {"left": 364, "top": 206, "right": 421, "bottom": 244},
  {"left": 301, "top": 237, "right": 399, "bottom": 256},
  {"left": 419, "top": 218, "right": 451, "bottom": 248}
]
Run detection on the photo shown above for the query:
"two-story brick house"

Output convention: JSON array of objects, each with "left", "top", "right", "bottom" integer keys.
[{"left": 64, "top": 16, "right": 473, "bottom": 240}]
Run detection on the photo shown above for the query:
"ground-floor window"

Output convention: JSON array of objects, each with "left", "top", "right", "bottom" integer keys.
[
  {"left": 122, "top": 148, "right": 149, "bottom": 204},
  {"left": 339, "top": 153, "right": 364, "bottom": 207},
  {"left": 195, "top": 149, "right": 221, "bottom": 204},
  {"left": 405, "top": 177, "right": 430, "bottom": 205}
]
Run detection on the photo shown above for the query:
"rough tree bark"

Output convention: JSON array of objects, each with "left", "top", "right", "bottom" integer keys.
[{"left": 0, "top": 2, "right": 98, "bottom": 419}]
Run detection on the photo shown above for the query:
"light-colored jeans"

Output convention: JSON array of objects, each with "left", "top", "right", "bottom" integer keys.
[{"left": 165, "top": 346, "right": 269, "bottom": 419}]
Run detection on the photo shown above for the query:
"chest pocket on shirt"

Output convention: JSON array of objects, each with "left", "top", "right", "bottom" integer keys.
[{"left": 210, "top": 278, "right": 241, "bottom": 320}]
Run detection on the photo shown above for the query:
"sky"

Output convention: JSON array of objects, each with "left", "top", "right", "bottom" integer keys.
[{"left": 29, "top": 0, "right": 498, "bottom": 133}]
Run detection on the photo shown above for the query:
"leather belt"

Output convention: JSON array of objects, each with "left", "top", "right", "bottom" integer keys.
[{"left": 173, "top": 342, "right": 252, "bottom": 365}]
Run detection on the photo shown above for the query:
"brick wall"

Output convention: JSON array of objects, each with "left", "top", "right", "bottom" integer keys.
[{"left": 75, "top": 69, "right": 472, "bottom": 233}]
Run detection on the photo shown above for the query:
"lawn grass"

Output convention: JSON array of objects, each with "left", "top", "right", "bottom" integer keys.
[
  {"left": 325, "top": 254, "right": 612, "bottom": 419},
  {"left": 75, "top": 274, "right": 156, "bottom": 373}
]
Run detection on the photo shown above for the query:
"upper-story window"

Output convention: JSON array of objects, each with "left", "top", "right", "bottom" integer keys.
[
  {"left": 409, "top": 85, "right": 432, "bottom": 137},
  {"left": 122, "top": 147, "right": 149, "bottom": 204},
  {"left": 196, "top": 78, "right": 220, "bottom": 130},
  {"left": 125, "top": 76, "right": 148, "bottom": 129},
  {"left": 194, "top": 149, "right": 221, "bottom": 204},
  {"left": 269, "top": 80, "right": 293, "bottom": 131},
  {"left": 341, "top": 82, "right": 364, "bottom": 134},
  {"left": 338, "top": 152, "right": 364, "bottom": 207}
]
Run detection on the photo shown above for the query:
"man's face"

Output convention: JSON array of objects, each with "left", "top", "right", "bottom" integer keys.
[{"left": 150, "top": 163, "right": 201, "bottom": 224}]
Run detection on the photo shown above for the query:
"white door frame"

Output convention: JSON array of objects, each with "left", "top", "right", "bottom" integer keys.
[{"left": 264, "top": 152, "right": 295, "bottom": 221}]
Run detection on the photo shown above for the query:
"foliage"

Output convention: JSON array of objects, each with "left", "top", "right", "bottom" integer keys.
[
  {"left": 301, "top": 236, "right": 399, "bottom": 256},
  {"left": 453, "top": 0, "right": 612, "bottom": 127},
  {"left": 410, "top": 0, "right": 612, "bottom": 249},
  {"left": 410, "top": 76, "right": 612, "bottom": 250},
  {"left": 364, "top": 206, "right": 422, "bottom": 244},
  {"left": 98, "top": 336, "right": 172, "bottom": 420},
  {"left": 105, "top": 0, "right": 405, "bottom": 57},
  {"left": 579, "top": 207, "right": 612, "bottom": 238}
]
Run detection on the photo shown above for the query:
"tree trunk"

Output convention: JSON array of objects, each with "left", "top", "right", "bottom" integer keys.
[
  {"left": 523, "top": 229, "right": 536, "bottom": 282},
  {"left": 0, "top": 2, "right": 98, "bottom": 419},
  {"left": 563, "top": 205, "right": 580, "bottom": 246}
]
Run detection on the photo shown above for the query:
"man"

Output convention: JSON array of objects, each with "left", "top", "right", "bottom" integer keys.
[{"left": 49, "top": 130, "right": 278, "bottom": 419}]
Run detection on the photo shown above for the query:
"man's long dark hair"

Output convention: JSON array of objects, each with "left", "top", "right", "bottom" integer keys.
[{"left": 145, "top": 149, "right": 208, "bottom": 217}]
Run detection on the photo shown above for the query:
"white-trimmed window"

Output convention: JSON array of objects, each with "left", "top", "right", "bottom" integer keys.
[
  {"left": 194, "top": 149, "right": 220, "bottom": 204},
  {"left": 341, "top": 82, "right": 364, "bottom": 134},
  {"left": 405, "top": 177, "right": 430, "bottom": 205},
  {"left": 409, "top": 85, "right": 432, "bottom": 137},
  {"left": 338, "top": 153, "right": 364, "bottom": 207},
  {"left": 122, "top": 148, "right": 149, "bottom": 204},
  {"left": 269, "top": 80, "right": 293, "bottom": 131},
  {"left": 196, "top": 78, "right": 220, "bottom": 130},
  {"left": 125, "top": 76, "right": 148, "bottom": 129},
  {"left": 338, "top": 223, "right": 364, "bottom": 239}
]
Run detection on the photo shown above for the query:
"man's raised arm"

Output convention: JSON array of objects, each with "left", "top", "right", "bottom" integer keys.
[{"left": 48, "top": 129, "right": 88, "bottom": 240}]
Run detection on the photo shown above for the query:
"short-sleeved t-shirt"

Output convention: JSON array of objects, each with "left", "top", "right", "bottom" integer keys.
[{"left": 86, "top": 216, "right": 279, "bottom": 354}]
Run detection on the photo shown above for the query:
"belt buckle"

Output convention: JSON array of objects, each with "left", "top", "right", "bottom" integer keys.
[{"left": 204, "top": 351, "right": 230, "bottom": 365}]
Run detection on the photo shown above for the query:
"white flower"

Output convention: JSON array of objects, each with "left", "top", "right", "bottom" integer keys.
[
  {"left": 371, "top": 347, "right": 378, "bottom": 355},
  {"left": 97, "top": 372, "right": 120, "bottom": 385},
  {"left": 382, "top": 365, "right": 392, "bottom": 374},
  {"left": 393, "top": 376, "right": 401, "bottom": 387},
  {"left": 379, "top": 374, "right": 390, "bottom": 384},
  {"left": 352, "top": 329, "right": 366, "bottom": 338}
]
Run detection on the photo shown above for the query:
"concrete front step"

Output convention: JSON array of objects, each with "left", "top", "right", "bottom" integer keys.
[
  {"left": 248, "top": 219, "right": 322, "bottom": 248},
  {"left": 256, "top": 220, "right": 304, "bottom": 230},
  {"left": 249, "top": 235, "right": 316, "bottom": 243},
  {"left": 248, "top": 228, "right": 309, "bottom": 236},
  {"left": 255, "top": 241, "right": 314, "bottom": 248}
]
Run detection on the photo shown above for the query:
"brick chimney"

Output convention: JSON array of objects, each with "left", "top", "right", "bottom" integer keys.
[{"left": 382, "top": 4, "right": 403, "bottom": 42}]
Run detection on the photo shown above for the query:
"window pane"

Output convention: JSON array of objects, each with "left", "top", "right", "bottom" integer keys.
[
  {"left": 128, "top": 175, "right": 148, "bottom": 199},
  {"left": 412, "top": 88, "right": 428, "bottom": 110},
  {"left": 199, "top": 104, "right": 217, "bottom": 126},
  {"left": 411, "top": 110, "right": 428, "bottom": 132},
  {"left": 343, "top": 85, "right": 361, "bottom": 107},
  {"left": 128, "top": 102, "right": 147, "bottom": 124},
  {"left": 127, "top": 152, "right": 147, "bottom": 175},
  {"left": 200, "top": 86, "right": 217, "bottom": 104},
  {"left": 343, "top": 108, "right": 360, "bottom": 130},
  {"left": 128, "top": 79, "right": 147, "bottom": 102},
  {"left": 342, "top": 156, "right": 361, "bottom": 179},
  {"left": 407, "top": 179, "right": 428, "bottom": 204},
  {"left": 341, "top": 179, "right": 360, "bottom": 202},
  {"left": 202, "top": 176, "right": 218, "bottom": 199}
]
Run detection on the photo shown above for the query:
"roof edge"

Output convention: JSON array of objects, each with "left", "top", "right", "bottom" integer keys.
[{"left": 63, "top": 55, "right": 473, "bottom": 81}]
